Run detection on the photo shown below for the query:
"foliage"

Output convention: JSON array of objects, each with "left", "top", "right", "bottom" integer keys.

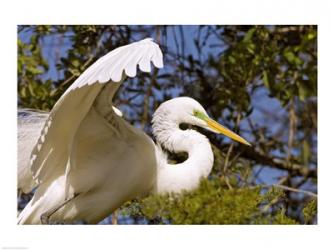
[
  {"left": 302, "top": 199, "right": 317, "bottom": 224},
  {"left": 121, "top": 178, "right": 298, "bottom": 224},
  {"left": 18, "top": 34, "right": 52, "bottom": 110},
  {"left": 17, "top": 25, "right": 317, "bottom": 224}
]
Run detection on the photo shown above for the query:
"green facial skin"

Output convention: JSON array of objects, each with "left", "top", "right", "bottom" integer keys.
[{"left": 193, "top": 110, "right": 208, "bottom": 121}]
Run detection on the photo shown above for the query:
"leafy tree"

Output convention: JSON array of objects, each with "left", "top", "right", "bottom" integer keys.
[{"left": 17, "top": 25, "right": 317, "bottom": 224}]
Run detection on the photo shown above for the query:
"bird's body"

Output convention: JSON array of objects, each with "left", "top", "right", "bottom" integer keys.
[
  {"left": 18, "top": 82, "right": 157, "bottom": 224},
  {"left": 18, "top": 38, "right": 250, "bottom": 224}
]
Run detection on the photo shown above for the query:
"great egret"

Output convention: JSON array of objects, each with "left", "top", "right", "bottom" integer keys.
[{"left": 18, "top": 38, "right": 250, "bottom": 224}]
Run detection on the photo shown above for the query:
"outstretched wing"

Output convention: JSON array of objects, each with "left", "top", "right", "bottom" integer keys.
[{"left": 30, "top": 38, "right": 163, "bottom": 185}]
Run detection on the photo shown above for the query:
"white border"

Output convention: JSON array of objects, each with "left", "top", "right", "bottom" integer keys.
[{"left": 1, "top": 0, "right": 331, "bottom": 249}]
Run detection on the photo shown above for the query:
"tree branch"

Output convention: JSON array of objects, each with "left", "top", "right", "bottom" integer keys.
[
  {"left": 262, "top": 184, "right": 317, "bottom": 198},
  {"left": 233, "top": 145, "right": 317, "bottom": 178}
]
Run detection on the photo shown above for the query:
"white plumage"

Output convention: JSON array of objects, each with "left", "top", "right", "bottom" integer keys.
[
  {"left": 18, "top": 38, "right": 250, "bottom": 224},
  {"left": 18, "top": 109, "right": 47, "bottom": 193}
]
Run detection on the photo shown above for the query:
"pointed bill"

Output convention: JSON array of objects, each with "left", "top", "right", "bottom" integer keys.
[{"left": 205, "top": 118, "right": 251, "bottom": 146}]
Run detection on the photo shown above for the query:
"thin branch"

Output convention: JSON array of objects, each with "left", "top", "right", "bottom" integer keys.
[
  {"left": 221, "top": 113, "right": 244, "bottom": 190},
  {"left": 263, "top": 184, "right": 317, "bottom": 198},
  {"left": 287, "top": 95, "right": 297, "bottom": 167},
  {"left": 263, "top": 196, "right": 280, "bottom": 212},
  {"left": 155, "top": 25, "right": 161, "bottom": 44},
  {"left": 112, "top": 210, "right": 118, "bottom": 225},
  {"left": 223, "top": 144, "right": 234, "bottom": 173}
]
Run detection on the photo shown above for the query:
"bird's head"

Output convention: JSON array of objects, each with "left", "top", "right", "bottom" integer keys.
[{"left": 153, "top": 96, "right": 251, "bottom": 146}]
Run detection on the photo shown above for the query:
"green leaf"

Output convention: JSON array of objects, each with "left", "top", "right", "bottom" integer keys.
[
  {"left": 28, "top": 83, "right": 35, "bottom": 97},
  {"left": 228, "top": 55, "right": 236, "bottom": 64},
  {"left": 298, "top": 82, "right": 307, "bottom": 101},
  {"left": 307, "top": 31, "right": 316, "bottom": 41},
  {"left": 284, "top": 51, "right": 296, "bottom": 64},
  {"left": 243, "top": 28, "right": 256, "bottom": 43},
  {"left": 27, "top": 66, "right": 43, "bottom": 75},
  {"left": 284, "top": 50, "right": 303, "bottom": 65},
  {"left": 301, "top": 140, "right": 311, "bottom": 166},
  {"left": 263, "top": 70, "right": 273, "bottom": 89},
  {"left": 72, "top": 59, "right": 80, "bottom": 68},
  {"left": 247, "top": 43, "right": 256, "bottom": 54},
  {"left": 20, "top": 86, "right": 27, "bottom": 98}
]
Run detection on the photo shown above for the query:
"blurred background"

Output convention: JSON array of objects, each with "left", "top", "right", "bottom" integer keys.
[{"left": 17, "top": 25, "right": 317, "bottom": 224}]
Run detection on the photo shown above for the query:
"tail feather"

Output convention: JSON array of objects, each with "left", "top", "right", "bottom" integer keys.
[
  {"left": 18, "top": 109, "right": 49, "bottom": 193},
  {"left": 18, "top": 176, "right": 66, "bottom": 224}
]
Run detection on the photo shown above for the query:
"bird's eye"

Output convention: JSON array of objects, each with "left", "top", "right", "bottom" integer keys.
[{"left": 179, "top": 123, "right": 192, "bottom": 130}]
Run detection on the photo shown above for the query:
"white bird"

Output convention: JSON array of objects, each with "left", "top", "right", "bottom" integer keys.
[{"left": 17, "top": 38, "right": 250, "bottom": 224}]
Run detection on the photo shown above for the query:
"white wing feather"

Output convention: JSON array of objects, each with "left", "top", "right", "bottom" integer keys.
[{"left": 29, "top": 38, "right": 163, "bottom": 185}]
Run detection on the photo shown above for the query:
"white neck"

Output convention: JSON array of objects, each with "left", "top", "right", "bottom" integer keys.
[{"left": 152, "top": 110, "right": 214, "bottom": 194}]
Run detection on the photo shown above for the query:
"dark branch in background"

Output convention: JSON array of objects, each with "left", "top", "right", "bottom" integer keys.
[
  {"left": 234, "top": 145, "right": 317, "bottom": 178},
  {"left": 264, "top": 184, "right": 317, "bottom": 198},
  {"left": 209, "top": 128, "right": 316, "bottom": 179},
  {"left": 287, "top": 97, "right": 297, "bottom": 167}
]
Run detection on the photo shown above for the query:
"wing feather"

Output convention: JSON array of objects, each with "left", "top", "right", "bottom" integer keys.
[
  {"left": 29, "top": 38, "right": 163, "bottom": 185},
  {"left": 109, "top": 49, "right": 134, "bottom": 82},
  {"left": 124, "top": 48, "right": 145, "bottom": 77},
  {"left": 152, "top": 46, "right": 164, "bottom": 68},
  {"left": 138, "top": 46, "right": 153, "bottom": 72}
]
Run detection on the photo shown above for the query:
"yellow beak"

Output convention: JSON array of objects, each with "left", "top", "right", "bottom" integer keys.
[{"left": 205, "top": 118, "right": 251, "bottom": 146}]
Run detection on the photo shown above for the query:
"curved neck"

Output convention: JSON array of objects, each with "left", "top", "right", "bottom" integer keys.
[{"left": 152, "top": 113, "right": 214, "bottom": 194}]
